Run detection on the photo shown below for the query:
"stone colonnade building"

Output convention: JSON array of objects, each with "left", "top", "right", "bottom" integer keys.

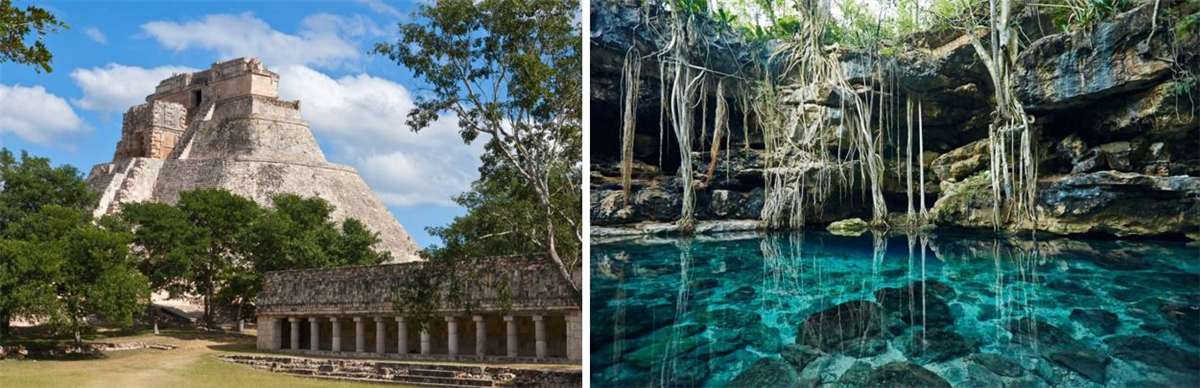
[{"left": 256, "top": 256, "right": 581, "bottom": 363}]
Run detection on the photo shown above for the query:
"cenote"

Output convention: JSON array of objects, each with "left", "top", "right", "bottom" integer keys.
[{"left": 591, "top": 231, "right": 1200, "bottom": 387}]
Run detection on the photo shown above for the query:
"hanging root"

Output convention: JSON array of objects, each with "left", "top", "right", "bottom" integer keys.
[
  {"left": 704, "top": 79, "right": 728, "bottom": 184},
  {"left": 620, "top": 49, "right": 643, "bottom": 204}
]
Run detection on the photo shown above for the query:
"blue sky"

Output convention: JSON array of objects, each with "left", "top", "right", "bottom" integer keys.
[{"left": 0, "top": 0, "right": 486, "bottom": 248}]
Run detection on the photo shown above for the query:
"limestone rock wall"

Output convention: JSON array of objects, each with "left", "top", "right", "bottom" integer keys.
[
  {"left": 87, "top": 57, "right": 421, "bottom": 261},
  {"left": 589, "top": 1, "right": 1199, "bottom": 238}
]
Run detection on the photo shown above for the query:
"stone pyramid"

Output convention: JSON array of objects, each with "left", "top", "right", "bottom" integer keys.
[{"left": 86, "top": 58, "right": 421, "bottom": 262}]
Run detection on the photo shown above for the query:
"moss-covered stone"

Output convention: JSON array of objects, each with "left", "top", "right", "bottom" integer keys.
[{"left": 827, "top": 218, "right": 870, "bottom": 236}]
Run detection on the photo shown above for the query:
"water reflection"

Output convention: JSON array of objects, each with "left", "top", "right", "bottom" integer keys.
[{"left": 591, "top": 231, "right": 1200, "bottom": 387}]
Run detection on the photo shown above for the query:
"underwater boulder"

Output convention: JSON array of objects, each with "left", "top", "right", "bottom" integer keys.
[
  {"left": 797, "top": 300, "right": 885, "bottom": 353},
  {"left": 874, "top": 280, "right": 958, "bottom": 329},
  {"left": 781, "top": 344, "right": 824, "bottom": 373},
  {"left": 859, "top": 362, "right": 951, "bottom": 388},
  {"left": 968, "top": 353, "right": 1026, "bottom": 377},
  {"left": 725, "top": 358, "right": 799, "bottom": 388},
  {"left": 1047, "top": 346, "right": 1111, "bottom": 384},
  {"left": 1105, "top": 335, "right": 1200, "bottom": 375},
  {"left": 1070, "top": 308, "right": 1120, "bottom": 336},
  {"left": 1006, "top": 317, "right": 1112, "bottom": 384},
  {"left": 741, "top": 322, "right": 783, "bottom": 353},
  {"left": 898, "top": 328, "right": 979, "bottom": 363}
]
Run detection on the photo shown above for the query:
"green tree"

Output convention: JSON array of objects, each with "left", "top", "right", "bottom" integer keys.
[
  {"left": 123, "top": 192, "right": 389, "bottom": 329},
  {"left": 230, "top": 194, "right": 389, "bottom": 324},
  {"left": 119, "top": 202, "right": 205, "bottom": 333},
  {"left": 2, "top": 205, "right": 148, "bottom": 345},
  {"left": 175, "top": 188, "right": 261, "bottom": 327},
  {"left": 373, "top": 0, "right": 583, "bottom": 296},
  {"left": 395, "top": 158, "right": 580, "bottom": 329},
  {"left": 0, "top": 0, "right": 67, "bottom": 73},
  {"left": 0, "top": 148, "right": 97, "bottom": 336}
]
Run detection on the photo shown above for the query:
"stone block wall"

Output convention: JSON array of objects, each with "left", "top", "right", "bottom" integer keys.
[
  {"left": 116, "top": 100, "right": 186, "bottom": 160},
  {"left": 257, "top": 256, "right": 578, "bottom": 316}
]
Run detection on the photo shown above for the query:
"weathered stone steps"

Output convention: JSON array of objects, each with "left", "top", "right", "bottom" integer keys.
[{"left": 218, "top": 354, "right": 581, "bottom": 387}]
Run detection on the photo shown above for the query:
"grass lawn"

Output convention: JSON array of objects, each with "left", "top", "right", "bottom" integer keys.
[{"left": 0, "top": 329, "right": 412, "bottom": 388}]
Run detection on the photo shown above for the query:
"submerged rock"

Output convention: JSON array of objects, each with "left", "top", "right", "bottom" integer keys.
[
  {"left": 874, "top": 280, "right": 958, "bottom": 329},
  {"left": 1105, "top": 335, "right": 1200, "bottom": 375},
  {"left": 899, "top": 328, "right": 978, "bottom": 363},
  {"left": 859, "top": 362, "right": 951, "bottom": 388},
  {"left": 741, "top": 322, "right": 783, "bottom": 353},
  {"left": 1070, "top": 308, "right": 1120, "bottom": 336},
  {"left": 1006, "top": 318, "right": 1112, "bottom": 384},
  {"left": 963, "top": 364, "right": 1004, "bottom": 388},
  {"left": 626, "top": 335, "right": 705, "bottom": 369},
  {"left": 704, "top": 308, "right": 760, "bottom": 329},
  {"left": 1159, "top": 300, "right": 1200, "bottom": 346},
  {"left": 781, "top": 344, "right": 824, "bottom": 373},
  {"left": 968, "top": 353, "right": 1026, "bottom": 377},
  {"left": 726, "top": 358, "right": 799, "bottom": 388},
  {"left": 1047, "top": 346, "right": 1111, "bottom": 384},
  {"left": 830, "top": 361, "right": 873, "bottom": 387},
  {"left": 797, "top": 301, "right": 885, "bottom": 354}
]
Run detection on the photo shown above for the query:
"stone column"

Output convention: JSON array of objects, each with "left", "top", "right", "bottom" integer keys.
[
  {"left": 396, "top": 317, "right": 408, "bottom": 355},
  {"left": 504, "top": 315, "right": 518, "bottom": 357},
  {"left": 446, "top": 316, "right": 459, "bottom": 356},
  {"left": 375, "top": 316, "right": 387, "bottom": 354},
  {"left": 473, "top": 315, "right": 486, "bottom": 356},
  {"left": 533, "top": 315, "right": 546, "bottom": 359},
  {"left": 309, "top": 317, "right": 321, "bottom": 351},
  {"left": 289, "top": 317, "right": 301, "bottom": 351},
  {"left": 420, "top": 329, "right": 431, "bottom": 355},
  {"left": 354, "top": 317, "right": 366, "bottom": 353},
  {"left": 271, "top": 317, "right": 283, "bottom": 350},
  {"left": 566, "top": 313, "right": 582, "bottom": 361},
  {"left": 331, "top": 317, "right": 342, "bottom": 352}
]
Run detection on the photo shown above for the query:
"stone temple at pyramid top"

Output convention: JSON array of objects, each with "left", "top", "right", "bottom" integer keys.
[{"left": 86, "top": 57, "right": 421, "bottom": 262}]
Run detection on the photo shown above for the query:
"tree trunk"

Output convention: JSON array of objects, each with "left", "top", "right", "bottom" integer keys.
[
  {"left": 72, "top": 315, "right": 81, "bottom": 346},
  {"left": 205, "top": 273, "right": 214, "bottom": 328},
  {"left": 235, "top": 299, "right": 243, "bottom": 332},
  {"left": 0, "top": 309, "right": 10, "bottom": 337},
  {"left": 542, "top": 200, "right": 581, "bottom": 301}
]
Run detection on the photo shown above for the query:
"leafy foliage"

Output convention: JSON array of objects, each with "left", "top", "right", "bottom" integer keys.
[
  {"left": 0, "top": 148, "right": 99, "bottom": 336},
  {"left": 374, "top": 0, "right": 583, "bottom": 320},
  {"left": 122, "top": 191, "right": 389, "bottom": 326},
  {"left": 0, "top": 0, "right": 67, "bottom": 73},
  {"left": 0, "top": 154, "right": 148, "bottom": 344},
  {"left": 1049, "top": 0, "right": 1132, "bottom": 31}
]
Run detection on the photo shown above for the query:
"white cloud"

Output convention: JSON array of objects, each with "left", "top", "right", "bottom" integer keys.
[
  {"left": 0, "top": 84, "right": 90, "bottom": 145},
  {"left": 355, "top": 0, "right": 404, "bottom": 18},
  {"left": 277, "top": 65, "right": 484, "bottom": 207},
  {"left": 70, "top": 64, "right": 196, "bottom": 112},
  {"left": 85, "top": 27, "right": 106, "bottom": 44},
  {"left": 140, "top": 12, "right": 377, "bottom": 69}
]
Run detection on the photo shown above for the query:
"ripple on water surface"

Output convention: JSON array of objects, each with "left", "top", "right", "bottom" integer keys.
[{"left": 590, "top": 231, "right": 1200, "bottom": 388}]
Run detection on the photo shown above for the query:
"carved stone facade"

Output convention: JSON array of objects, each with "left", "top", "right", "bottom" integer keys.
[
  {"left": 255, "top": 256, "right": 582, "bottom": 363},
  {"left": 86, "top": 57, "right": 420, "bottom": 261}
]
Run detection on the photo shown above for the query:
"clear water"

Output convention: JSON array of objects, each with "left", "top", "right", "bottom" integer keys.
[{"left": 591, "top": 231, "right": 1200, "bottom": 387}]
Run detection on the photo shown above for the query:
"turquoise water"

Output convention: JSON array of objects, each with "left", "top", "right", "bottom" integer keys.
[{"left": 591, "top": 231, "right": 1200, "bottom": 387}]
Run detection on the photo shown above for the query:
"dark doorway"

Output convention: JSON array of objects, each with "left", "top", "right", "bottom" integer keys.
[{"left": 192, "top": 90, "right": 202, "bottom": 107}]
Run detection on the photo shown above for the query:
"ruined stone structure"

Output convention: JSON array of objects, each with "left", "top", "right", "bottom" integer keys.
[
  {"left": 254, "top": 256, "right": 582, "bottom": 363},
  {"left": 86, "top": 58, "right": 420, "bottom": 261}
]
